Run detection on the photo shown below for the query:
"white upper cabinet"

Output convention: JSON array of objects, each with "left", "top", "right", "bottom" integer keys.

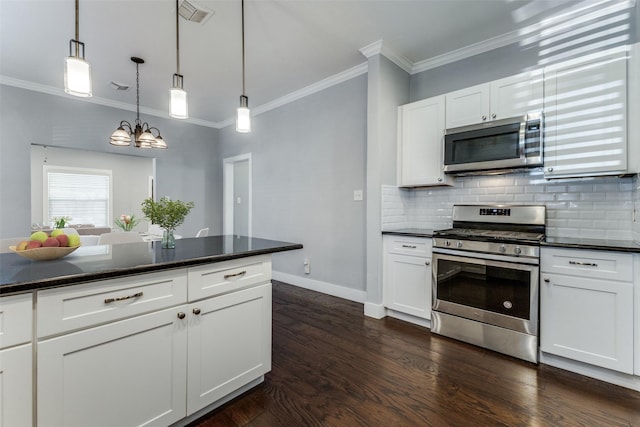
[
  {"left": 397, "top": 95, "right": 453, "bottom": 187},
  {"left": 445, "top": 70, "right": 543, "bottom": 129},
  {"left": 544, "top": 47, "right": 628, "bottom": 178}
]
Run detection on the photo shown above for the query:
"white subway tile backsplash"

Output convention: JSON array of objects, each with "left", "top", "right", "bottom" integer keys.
[{"left": 381, "top": 172, "right": 639, "bottom": 242}]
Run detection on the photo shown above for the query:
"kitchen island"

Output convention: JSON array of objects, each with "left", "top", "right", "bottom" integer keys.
[{"left": 0, "top": 235, "right": 302, "bottom": 427}]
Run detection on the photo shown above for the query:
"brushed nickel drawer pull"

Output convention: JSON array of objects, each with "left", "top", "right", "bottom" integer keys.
[
  {"left": 569, "top": 261, "right": 598, "bottom": 267},
  {"left": 224, "top": 270, "right": 247, "bottom": 280},
  {"left": 104, "top": 292, "right": 143, "bottom": 304},
  {"left": 401, "top": 244, "right": 417, "bottom": 249}
]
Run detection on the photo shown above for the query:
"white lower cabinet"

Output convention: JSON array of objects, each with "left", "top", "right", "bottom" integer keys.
[
  {"left": 0, "top": 344, "right": 32, "bottom": 427},
  {"left": 0, "top": 293, "right": 33, "bottom": 427},
  {"left": 187, "top": 283, "right": 271, "bottom": 414},
  {"left": 383, "top": 235, "right": 432, "bottom": 319},
  {"left": 540, "top": 248, "right": 634, "bottom": 374},
  {"left": 38, "top": 306, "right": 189, "bottom": 427}
]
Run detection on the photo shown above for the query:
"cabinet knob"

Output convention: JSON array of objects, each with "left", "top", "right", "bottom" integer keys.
[
  {"left": 491, "top": 113, "right": 496, "bottom": 119},
  {"left": 482, "top": 115, "right": 487, "bottom": 121},
  {"left": 547, "top": 167, "right": 554, "bottom": 172},
  {"left": 425, "top": 261, "right": 430, "bottom": 266},
  {"left": 193, "top": 308, "right": 201, "bottom": 315},
  {"left": 177, "top": 312, "right": 186, "bottom": 319},
  {"left": 543, "top": 278, "right": 550, "bottom": 283}
]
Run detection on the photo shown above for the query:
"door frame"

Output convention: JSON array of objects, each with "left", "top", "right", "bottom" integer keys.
[{"left": 223, "top": 153, "right": 252, "bottom": 236}]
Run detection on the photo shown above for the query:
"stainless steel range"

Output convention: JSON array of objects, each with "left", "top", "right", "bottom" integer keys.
[{"left": 431, "top": 205, "right": 545, "bottom": 363}]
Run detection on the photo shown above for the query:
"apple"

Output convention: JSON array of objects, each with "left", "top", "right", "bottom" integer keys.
[
  {"left": 67, "top": 234, "right": 81, "bottom": 247},
  {"left": 30, "top": 231, "right": 48, "bottom": 243},
  {"left": 51, "top": 229, "right": 65, "bottom": 238},
  {"left": 26, "top": 240, "right": 42, "bottom": 249},
  {"left": 43, "top": 237, "right": 60, "bottom": 247},
  {"left": 16, "top": 240, "right": 29, "bottom": 251},
  {"left": 56, "top": 234, "right": 69, "bottom": 247}
]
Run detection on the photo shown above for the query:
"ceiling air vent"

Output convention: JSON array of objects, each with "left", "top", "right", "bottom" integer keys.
[{"left": 178, "top": 0, "right": 214, "bottom": 24}]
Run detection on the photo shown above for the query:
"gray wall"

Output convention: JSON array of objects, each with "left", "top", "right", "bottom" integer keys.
[
  {"left": 0, "top": 85, "right": 222, "bottom": 238},
  {"left": 219, "top": 75, "right": 367, "bottom": 293}
]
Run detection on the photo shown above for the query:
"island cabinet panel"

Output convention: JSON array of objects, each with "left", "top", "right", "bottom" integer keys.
[
  {"left": 0, "top": 293, "right": 32, "bottom": 427},
  {"left": 187, "top": 282, "right": 272, "bottom": 415},
  {"left": 187, "top": 255, "right": 271, "bottom": 301},
  {"left": 38, "top": 305, "right": 189, "bottom": 427},
  {"left": 37, "top": 269, "right": 188, "bottom": 338}
]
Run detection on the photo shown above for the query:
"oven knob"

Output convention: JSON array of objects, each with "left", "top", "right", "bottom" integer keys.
[
  {"left": 456, "top": 241, "right": 463, "bottom": 248},
  {"left": 499, "top": 245, "right": 506, "bottom": 253},
  {"left": 514, "top": 246, "right": 522, "bottom": 255},
  {"left": 445, "top": 240, "right": 451, "bottom": 247}
]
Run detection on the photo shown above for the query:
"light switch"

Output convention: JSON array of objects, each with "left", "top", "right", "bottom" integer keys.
[
  {"left": 236, "top": 197, "right": 242, "bottom": 204},
  {"left": 353, "top": 190, "right": 363, "bottom": 201}
]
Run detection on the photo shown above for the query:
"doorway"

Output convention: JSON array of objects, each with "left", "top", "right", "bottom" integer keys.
[{"left": 223, "top": 153, "right": 252, "bottom": 236}]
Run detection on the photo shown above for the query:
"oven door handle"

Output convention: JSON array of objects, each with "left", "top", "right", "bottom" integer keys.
[{"left": 432, "top": 247, "right": 540, "bottom": 265}]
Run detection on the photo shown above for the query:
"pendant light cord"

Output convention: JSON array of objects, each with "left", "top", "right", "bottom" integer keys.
[
  {"left": 176, "top": 0, "right": 180, "bottom": 75},
  {"left": 74, "top": 0, "right": 79, "bottom": 40},
  {"left": 241, "top": 0, "right": 246, "bottom": 96},
  {"left": 136, "top": 62, "right": 140, "bottom": 122}
]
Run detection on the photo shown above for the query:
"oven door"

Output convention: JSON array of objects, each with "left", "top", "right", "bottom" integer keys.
[{"left": 432, "top": 251, "right": 539, "bottom": 335}]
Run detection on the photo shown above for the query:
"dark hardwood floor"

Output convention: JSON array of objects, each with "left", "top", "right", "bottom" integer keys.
[{"left": 188, "top": 281, "right": 640, "bottom": 426}]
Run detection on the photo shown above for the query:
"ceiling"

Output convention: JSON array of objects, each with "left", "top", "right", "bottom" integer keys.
[{"left": 0, "top": 0, "right": 625, "bottom": 128}]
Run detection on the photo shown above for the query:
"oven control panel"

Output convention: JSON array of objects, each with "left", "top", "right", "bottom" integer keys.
[{"left": 433, "top": 238, "right": 539, "bottom": 259}]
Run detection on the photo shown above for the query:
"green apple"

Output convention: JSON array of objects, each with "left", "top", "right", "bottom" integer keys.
[
  {"left": 30, "top": 231, "right": 48, "bottom": 243},
  {"left": 51, "top": 229, "right": 65, "bottom": 237},
  {"left": 67, "top": 234, "right": 81, "bottom": 247}
]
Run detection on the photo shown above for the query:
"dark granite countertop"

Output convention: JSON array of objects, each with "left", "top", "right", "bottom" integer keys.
[
  {"left": 382, "top": 229, "right": 435, "bottom": 238},
  {"left": 0, "top": 235, "right": 302, "bottom": 295},
  {"left": 542, "top": 237, "right": 640, "bottom": 253}
]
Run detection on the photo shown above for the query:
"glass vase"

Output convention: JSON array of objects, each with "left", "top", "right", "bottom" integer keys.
[{"left": 162, "top": 229, "right": 176, "bottom": 249}]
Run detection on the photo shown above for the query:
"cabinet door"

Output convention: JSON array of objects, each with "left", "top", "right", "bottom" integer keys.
[
  {"left": 490, "top": 71, "right": 543, "bottom": 120},
  {"left": 384, "top": 254, "right": 432, "bottom": 319},
  {"left": 445, "top": 83, "right": 490, "bottom": 128},
  {"left": 38, "top": 306, "right": 188, "bottom": 427},
  {"left": 397, "top": 96, "right": 453, "bottom": 187},
  {"left": 544, "top": 51, "right": 627, "bottom": 178},
  {"left": 540, "top": 273, "right": 633, "bottom": 373},
  {"left": 0, "top": 344, "right": 32, "bottom": 427},
  {"left": 187, "top": 283, "right": 271, "bottom": 415}
]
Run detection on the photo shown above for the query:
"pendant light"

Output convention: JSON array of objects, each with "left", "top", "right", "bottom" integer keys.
[
  {"left": 170, "top": 0, "right": 188, "bottom": 119},
  {"left": 64, "top": 0, "right": 92, "bottom": 97},
  {"left": 109, "top": 57, "right": 167, "bottom": 149},
  {"left": 236, "top": 0, "right": 251, "bottom": 133}
]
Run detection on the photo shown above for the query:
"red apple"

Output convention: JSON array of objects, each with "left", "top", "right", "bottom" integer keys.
[
  {"left": 26, "top": 240, "right": 42, "bottom": 249},
  {"left": 16, "top": 240, "right": 30, "bottom": 251},
  {"left": 56, "top": 234, "right": 69, "bottom": 247},
  {"left": 43, "top": 237, "right": 60, "bottom": 247}
]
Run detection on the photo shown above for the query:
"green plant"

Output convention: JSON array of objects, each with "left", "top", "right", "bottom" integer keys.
[
  {"left": 114, "top": 213, "right": 139, "bottom": 232},
  {"left": 141, "top": 197, "right": 194, "bottom": 231},
  {"left": 52, "top": 216, "right": 72, "bottom": 229}
]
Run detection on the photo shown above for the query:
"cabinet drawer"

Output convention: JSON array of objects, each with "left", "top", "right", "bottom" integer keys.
[
  {"left": 37, "top": 269, "right": 188, "bottom": 338},
  {"left": 384, "top": 236, "right": 432, "bottom": 257},
  {"left": 0, "top": 293, "right": 33, "bottom": 349},
  {"left": 540, "top": 248, "right": 633, "bottom": 282},
  {"left": 188, "top": 255, "right": 271, "bottom": 301}
]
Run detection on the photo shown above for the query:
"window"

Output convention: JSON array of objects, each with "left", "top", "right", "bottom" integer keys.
[{"left": 44, "top": 166, "right": 112, "bottom": 227}]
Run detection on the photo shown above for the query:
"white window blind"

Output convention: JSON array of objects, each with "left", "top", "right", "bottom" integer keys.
[{"left": 46, "top": 170, "right": 111, "bottom": 227}]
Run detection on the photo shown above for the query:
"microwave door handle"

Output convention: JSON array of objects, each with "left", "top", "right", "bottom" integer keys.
[{"left": 518, "top": 119, "right": 527, "bottom": 164}]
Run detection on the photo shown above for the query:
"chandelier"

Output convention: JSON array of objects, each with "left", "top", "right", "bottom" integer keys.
[{"left": 109, "top": 57, "right": 167, "bottom": 149}]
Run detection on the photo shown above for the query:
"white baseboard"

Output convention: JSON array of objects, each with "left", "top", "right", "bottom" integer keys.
[
  {"left": 386, "top": 309, "right": 431, "bottom": 329},
  {"left": 272, "top": 271, "right": 366, "bottom": 303},
  {"left": 364, "top": 302, "right": 386, "bottom": 319},
  {"left": 539, "top": 352, "right": 640, "bottom": 392}
]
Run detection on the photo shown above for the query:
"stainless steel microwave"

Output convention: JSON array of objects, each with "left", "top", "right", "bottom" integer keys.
[{"left": 443, "top": 112, "right": 543, "bottom": 174}]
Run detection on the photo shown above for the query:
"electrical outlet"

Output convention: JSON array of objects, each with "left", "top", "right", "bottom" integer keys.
[
  {"left": 353, "top": 190, "right": 363, "bottom": 201},
  {"left": 303, "top": 258, "right": 310, "bottom": 274}
]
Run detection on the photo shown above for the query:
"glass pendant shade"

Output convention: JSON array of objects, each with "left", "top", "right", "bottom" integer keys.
[
  {"left": 109, "top": 127, "right": 132, "bottom": 146},
  {"left": 236, "top": 95, "right": 251, "bottom": 133},
  {"left": 152, "top": 135, "right": 168, "bottom": 149},
  {"left": 138, "top": 130, "right": 156, "bottom": 148},
  {"left": 170, "top": 87, "right": 188, "bottom": 119},
  {"left": 64, "top": 56, "right": 92, "bottom": 97}
]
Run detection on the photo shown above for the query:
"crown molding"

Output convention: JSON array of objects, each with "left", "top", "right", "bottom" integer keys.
[
  {"left": 218, "top": 62, "right": 369, "bottom": 129},
  {"left": 0, "top": 75, "right": 222, "bottom": 129},
  {"left": 359, "top": 39, "right": 413, "bottom": 73}
]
